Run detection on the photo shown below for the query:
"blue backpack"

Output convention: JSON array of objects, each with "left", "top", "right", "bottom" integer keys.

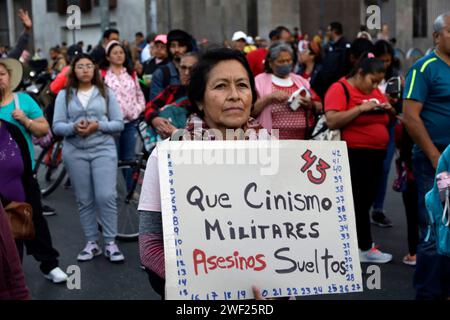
[{"left": 425, "top": 146, "right": 450, "bottom": 256}]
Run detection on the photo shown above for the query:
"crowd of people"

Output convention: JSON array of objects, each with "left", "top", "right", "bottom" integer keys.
[{"left": 1, "top": 7, "right": 449, "bottom": 301}]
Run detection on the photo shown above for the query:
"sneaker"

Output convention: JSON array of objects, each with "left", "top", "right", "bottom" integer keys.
[
  {"left": 359, "top": 245, "right": 393, "bottom": 264},
  {"left": 371, "top": 209, "right": 393, "bottom": 228},
  {"left": 42, "top": 204, "right": 57, "bottom": 216},
  {"left": 104, "top": 242, "right": 125, "bottom": 263},
  {"left": 77, "top": 241, "right": 102, "bottom": 261},
  {"left": 44, "top": 267, "right": 68, "bottom": 284},
  {"left": 402, "top": 254, "right": 416, "bottom": 266}
]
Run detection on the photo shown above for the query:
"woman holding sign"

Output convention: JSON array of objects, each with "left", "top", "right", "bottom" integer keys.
[
  {"left": 138, "top": 48, "right": 268, "bottom": 299},
  {"left": 324, "top": 52, "right": 395, "bottom": 264}
]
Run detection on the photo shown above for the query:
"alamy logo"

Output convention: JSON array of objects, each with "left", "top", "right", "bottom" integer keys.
[
  {"left": 66, "top": 265, "right": 81, "bottom": 290},
  {"left": 66, "top": 5, "right": 81, "bottom": 30},
  {"left": 366, "top": 265, "right": 381, "bottom": 290},
  {"left": 366, "top": 5, "right": 381, "bottom": 30}
]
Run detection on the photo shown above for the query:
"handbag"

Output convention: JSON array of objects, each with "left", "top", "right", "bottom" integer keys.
[
  {"left": 14, "top": 94, "right": 54, "bottom": 148},
  {"left": 309, "top": 81, "right": 349, "bottom": 141},
  {"left": 4, "top": 202, "right": 35, "bottom": 240},
  {"left": 310, "top": 114, "right": 341, "bottom": 141}
]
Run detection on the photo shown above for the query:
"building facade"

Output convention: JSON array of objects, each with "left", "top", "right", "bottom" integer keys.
[{"left": 2, "top": 0, "right": 450, "bottom": 58}]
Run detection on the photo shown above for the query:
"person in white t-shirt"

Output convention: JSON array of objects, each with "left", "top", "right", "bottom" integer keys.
[{"left": 53, "top": 54, "right": 125, "bottom": 264}]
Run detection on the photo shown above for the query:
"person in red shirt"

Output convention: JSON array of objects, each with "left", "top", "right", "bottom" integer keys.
[
  {"left": 325, "top": 53, "right": 396, "bottom": 264},
  {"left": 49, "top": 45, "right": 83, "bottom": 95},
  {"left": 246, "top": 27, "right": 293, "bottom": 77}
]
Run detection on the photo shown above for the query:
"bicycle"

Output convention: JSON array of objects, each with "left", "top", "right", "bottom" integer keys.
[{"left": 34, "top": 138, "right": 67, "bottom": 197}]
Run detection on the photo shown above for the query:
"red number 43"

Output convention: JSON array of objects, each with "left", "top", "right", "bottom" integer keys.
[{"left": 301, "top": 150, "right": 331, "bottom": 185}]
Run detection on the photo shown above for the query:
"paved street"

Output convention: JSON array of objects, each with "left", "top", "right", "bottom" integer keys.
[{"left": 23, "top": 164, "right": 416, "bottom": 300}]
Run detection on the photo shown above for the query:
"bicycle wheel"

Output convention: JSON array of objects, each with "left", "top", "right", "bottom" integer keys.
[
  {"left": 115, "top": 163, "right": 145, "bottom": 241},
  {"left": 35, "top": 140, "right": 66, "bottom": 197}
]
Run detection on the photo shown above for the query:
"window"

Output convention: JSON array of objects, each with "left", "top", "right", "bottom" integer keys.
[{"left": 413, "top": 0, "right": 427, "bottom": 38}]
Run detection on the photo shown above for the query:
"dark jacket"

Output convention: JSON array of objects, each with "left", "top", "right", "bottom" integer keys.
[
  {"left": 143, "top": 57, "right": 170, "bottom": 77},
  {"left": 297, "top": 63, "right": 323, "bottom": 89},
  {"left": 315, "top": 37, "right": 351, "bottom": 99},
  {"left": 149, "top": 62, "right": 181, "bottom": 101},
  {"left": 7, "top": 31, "right": 30, "bottom": 60}
]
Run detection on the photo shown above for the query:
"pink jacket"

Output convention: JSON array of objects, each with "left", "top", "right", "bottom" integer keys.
[{"left": 255, "top": 72, "right": 311, "bottom": 130}]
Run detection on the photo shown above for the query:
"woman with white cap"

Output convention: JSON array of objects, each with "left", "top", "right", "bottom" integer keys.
[{"left": 0, "top": 57, "right": 68, "bottom": 283}]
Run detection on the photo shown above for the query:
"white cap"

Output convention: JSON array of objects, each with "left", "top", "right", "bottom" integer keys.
[{"left": 232, "top": 31, "right": 248, "bottom": 42}]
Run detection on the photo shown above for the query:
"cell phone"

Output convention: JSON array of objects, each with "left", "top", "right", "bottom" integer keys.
[{"left": 366, "top": 105, "right": 387, "bottom": 115}]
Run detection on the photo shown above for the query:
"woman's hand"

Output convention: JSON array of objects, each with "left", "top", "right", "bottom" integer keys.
[
  {"left": 75, "top": 120, "right": 98, "bottom": 138},
  {"left": 12, "top": 109, "right": 28, "bottom": 124},
  {"left": 270, "top": 91, "right": 290, "bottom": 104},
  {"left": 18, "top": 9, "right": 32, "bottom": 31},
  {"left": 358, "top": 101, "right": 383, "bottom": 113},
  {"left": 299, "top": 96, "right": 314, "bottom": 109},
  {"left": 252, "top": 286, "right": 265, "bottom": 300},
  {"left": 152, "top": 117, "right": 177, "bottom": 139}
]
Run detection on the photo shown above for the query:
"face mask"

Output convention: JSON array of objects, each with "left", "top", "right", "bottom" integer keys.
[{"left": 274, "top": 64, "right": 292, "bottom": 78}]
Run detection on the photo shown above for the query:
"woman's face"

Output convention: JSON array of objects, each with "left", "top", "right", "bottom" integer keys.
[
  {"left": 178, "top": 55, "right": 198, "bottom": 86},
  {"left": 107, "top": 45, "right": 126, "bottom": 66},
  {"left": 299, "top": 49, "right": 314, "bottom": 64},
  {"left": 200, "top": 60, "right": 253, "bottom": 132},
  {"left": 74, "top": 58, "right": 95, "bottom": 84},
  {"left": 378, "top": 53, "right": 392, "bottom": 71},
  {"left": 0, "top": 64, "right": 11, "bottom": 92},
  {"left": 356, "top": 71, "right": 385, "bottom": 94},
  {"left": 269, "top": 51, "right": 293, "bottom": 78},
  {"left": 153, "top": 42, "right": 168, "bottom": 60}
]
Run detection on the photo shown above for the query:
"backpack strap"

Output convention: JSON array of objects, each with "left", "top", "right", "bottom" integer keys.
[
  {"left": 338, "top": 81, "right": 350, "bottom": 106},
  {"left": 13, "top": 93, "right": 20, "bottom": 110}
]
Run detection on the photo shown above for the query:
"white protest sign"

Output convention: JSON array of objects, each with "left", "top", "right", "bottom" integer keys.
[{"left": 158, "top": 140, "right": 362, "bottom": 300}]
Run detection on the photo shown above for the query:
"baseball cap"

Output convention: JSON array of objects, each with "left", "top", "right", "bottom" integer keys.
[
  {"left": 154, "top": 34, "right": 167, "bottom": 44},
  {"left": 232, "top": 31, "right": 247, "bottom": 42}
]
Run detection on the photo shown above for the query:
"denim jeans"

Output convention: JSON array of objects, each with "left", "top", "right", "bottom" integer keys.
[
  {"left": 117, "top": 121, "right": 138, "bottom": 191},
  {"left": 373, "top": 121, "right": 396, "bottom": 210},
  {"left": 412, "top": 151, "right": 450, "bottom": 300}
]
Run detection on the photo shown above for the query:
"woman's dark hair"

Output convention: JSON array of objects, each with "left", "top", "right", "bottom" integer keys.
[
  {"left": 347, "top": 52, "right": 386, "bottom": 78},
  {"left": 349, "top": 38, "right": 375, "bottom": 64},
  {"left": 104, "top": 42, "right": 133, "bottom": 75},
  {"left": 299, "top": 42, "right": 323, "bottom": 68},
  {"left": 188, "top": 48, "right": 257, "bottom": 119},
  {"left": 374, "top": 39, "right": 395, "bottom": 79},
  {"left": 65, "top": 53, "right": 106, "bottom": 105}
]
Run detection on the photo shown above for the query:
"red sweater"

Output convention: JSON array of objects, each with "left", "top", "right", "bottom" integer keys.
[
  {"left": 325, "top": 78, "right": 389, "bottom": 150},
  {"left": 0, "top": 202, "right": 30, "bottom": 300}
]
